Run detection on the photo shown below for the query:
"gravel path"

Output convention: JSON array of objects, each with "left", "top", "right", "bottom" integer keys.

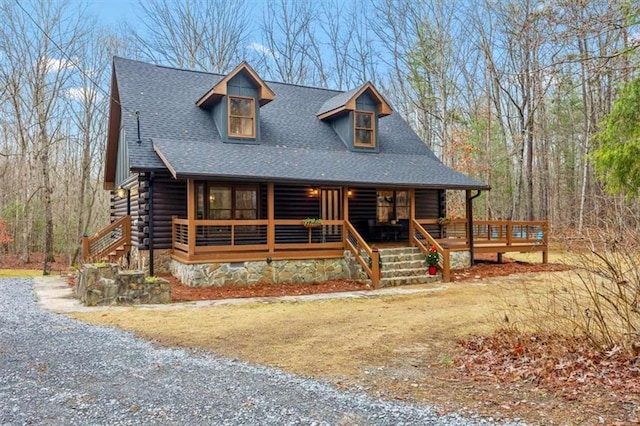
[{"left": 0, "top": 278, "right": 514, "bottom": 425}]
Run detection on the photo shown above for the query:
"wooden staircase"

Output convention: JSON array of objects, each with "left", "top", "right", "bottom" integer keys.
[
  {"left": 378, "top": 247, "right": 440, "bottom": 287},
  {"left": 82, "top": 215, "right": 132, "bottom": 265}
]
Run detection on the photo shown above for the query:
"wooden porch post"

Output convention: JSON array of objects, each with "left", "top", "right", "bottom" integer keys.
[
  {"left": 342, "top": 186, "right": 350, "bottom": 248},
  {"left": 187, "top": 179, "right": 196, "bottom": 257},
  {"left": 267, "top": 182, "right": 275, "bottom": 253},
  {"left": 342, "top": 186, "right": 349, "bottom": 221},
  {"left": 409, "top": 189, "right": 415, "bottom": 246}
]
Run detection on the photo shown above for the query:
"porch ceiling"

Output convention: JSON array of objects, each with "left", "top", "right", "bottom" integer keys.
[{"left": 152, "top": 138, "right": 490, "bottom": 190}]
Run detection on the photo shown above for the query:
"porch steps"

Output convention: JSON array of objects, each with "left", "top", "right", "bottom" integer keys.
[{"left": 378, "top": 247, "right": 440, "bottom": 287}]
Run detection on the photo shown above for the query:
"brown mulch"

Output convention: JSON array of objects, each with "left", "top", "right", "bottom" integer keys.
[
  {"left": 451, "top": 256, "right": 570, "bottom": 282},
  {"left": 166, "top": 276, "right": 371, "bottom": 302}
]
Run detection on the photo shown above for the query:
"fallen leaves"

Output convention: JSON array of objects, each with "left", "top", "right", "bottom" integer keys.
[{"left": 457, "top": 328, "right": 640, "bottom": 423}]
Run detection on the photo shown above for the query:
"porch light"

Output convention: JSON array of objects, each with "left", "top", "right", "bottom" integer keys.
[
  {"left": 347, "top": 190, "right": 353, "bottom": 197},
  {"left": 116, "top": 187, "right": 128, "bottom": 198},
  {"left": 309, "top": 188, "right": 319, "bottom": 197}
]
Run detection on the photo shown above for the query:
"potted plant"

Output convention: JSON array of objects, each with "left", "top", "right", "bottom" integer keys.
[
  {"left": 437, "top": 216, "right": 451, "bottom": 226},
  {"left": 302, "top": 218, "right": 323, "bottom": 228},
  {"left": 426, "top": 246, "right": 439, "bottom": 275}
]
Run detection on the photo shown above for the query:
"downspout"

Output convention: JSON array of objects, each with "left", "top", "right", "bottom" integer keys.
[
  {"left": 148, "top": 171, "right": 155, "bottom": 276},
  {"left": 126, "top": 188, "right": 131, "bottom": 267},
  {"left": 467, "top": 190, "right": 482, "bottom": 266}
]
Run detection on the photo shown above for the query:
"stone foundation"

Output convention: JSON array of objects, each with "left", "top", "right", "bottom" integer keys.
[
  {"left": 75, "top": 263, "right": 171, "bottom": 306},
  {"left": 130, "top": 247, "right": 172, "bottom": 275},
  {"left": 450, "top": 251, "right": 471, "bottom": 269},
  {"left": 170, "top": 253, "right": 367, "bottom": 287}
]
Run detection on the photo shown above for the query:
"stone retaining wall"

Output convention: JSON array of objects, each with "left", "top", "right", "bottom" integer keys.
[
  {"left": 170, "top": 252, "right": 367, "bottom": 287},
  {"left": 75, "top": 264, "right": 171, "bottom": 306}
]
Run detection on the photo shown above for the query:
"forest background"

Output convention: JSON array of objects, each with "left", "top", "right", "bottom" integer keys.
[{"left": 0, "top": 0, "right": 639, "bottom": 273}]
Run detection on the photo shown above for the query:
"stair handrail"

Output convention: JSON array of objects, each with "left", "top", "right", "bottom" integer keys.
[
  {"left": 343, "top": 220, "right": 380, "bottom": 288},
  {"left": 410, "top": 219, "right": 451, "bottom": 282},
  {"left": 82, "top": 215, "right": 131, "bottom": 263}
]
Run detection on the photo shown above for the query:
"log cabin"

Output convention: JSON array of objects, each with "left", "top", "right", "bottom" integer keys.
[{"left": 88, "top": 57, "right": 547, "bottom": 287}]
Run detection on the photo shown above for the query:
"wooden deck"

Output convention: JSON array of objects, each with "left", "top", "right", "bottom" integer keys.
[
  {"left": 410, "top": 219, "right": 547, "bottom": 282},
  {"left": 435, "top": 219, "right": 547, "bottom": 262}
]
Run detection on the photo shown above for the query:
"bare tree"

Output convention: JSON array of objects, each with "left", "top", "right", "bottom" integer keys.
[
  {"left": 65, "top": 31, "right": 111, "bottom": 265},
  {"left": 132, "top": 0, "right": 250, "bottom": 73},
  {"left": 0, "top": 0, "right": 88, "bottom": 273},
  {"left": 260, "top": 0, "right": 317, "bottom": 85}
]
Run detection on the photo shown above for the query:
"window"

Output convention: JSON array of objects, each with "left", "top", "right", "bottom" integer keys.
[
  {"left": 209, "top": 187, "right": 232, "bottom": 219},
  {"left": 354, "top": 111, "right": 374, "bottom": 147},
  {"left": 196, "top": 183, "right": 258, "bottom": 220},
  {"left": 376, "top": 190, "right": 409, "bottom": 222},
  {"left": 234, "top": 188, "right": 257, "bottom": 220},
  {"left": 228, "top": 96, "right": 255, "bottom": 138}
]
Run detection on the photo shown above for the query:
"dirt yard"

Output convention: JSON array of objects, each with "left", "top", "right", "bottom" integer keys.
[
  {"left": 6, "top": 251, "right": 635, "bottom": 424},
  {"left": 68, "top": 254, "right": 640, "bottom": 425}
]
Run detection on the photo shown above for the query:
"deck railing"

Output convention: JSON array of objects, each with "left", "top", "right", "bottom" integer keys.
[
  {"left": 344, "top": 220, "right": 380, "bottom": 288},
  {"left": 82, "top": 215, "right": 131, "bottom": 263},
  {"left": 472, "top": 220, "right": 547, "bottom": 246}
]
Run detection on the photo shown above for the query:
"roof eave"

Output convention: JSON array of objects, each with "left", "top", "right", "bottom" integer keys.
[
  {"left": 167, "top": 170, "right": 489, "bottom": 191},
  {"left": 317, "top": 82, "right": 393, "bottom": 120},
  {"left": 104, "top": 63, "right": 121, "bottom": 190}
]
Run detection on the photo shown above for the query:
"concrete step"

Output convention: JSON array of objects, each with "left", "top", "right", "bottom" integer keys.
[
  {"left": 381, "top": 267, "right": 431, "bottom": 279},
  {"left": 379, "top": 274, "right": 440, "bottom": 287},
  {"left": 380, "top": 253, "right": 425, "bottom": 263},
  {"left": 378, "top": 247, "right": 425, "bottom": 263},
  {"left": 378, "top": 247, "right": 423, "bottom": 255},
  {"left": 381, "top": 259, "right": 428, "bottom": 270}
]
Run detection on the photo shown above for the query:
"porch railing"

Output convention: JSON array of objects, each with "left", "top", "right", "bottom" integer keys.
[
  {"left": 82, "top": 215, "right": 131, "bottom": 263},
  {"left": 172, "top": 217, "right": 344, "bottom": 257},
  {"left": 411, "top": 219, "right": 451, "bottom": 282},
  {"left": 344, "top": 220, "right": 380, "bottom": 288}
]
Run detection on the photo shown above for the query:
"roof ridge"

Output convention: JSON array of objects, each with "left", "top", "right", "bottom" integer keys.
[
  {"left": 113, "top": 56, "right": 224, "bottom": 78},
  {"left": 113, "top": 56, "right": 352, "bottom": 94}
]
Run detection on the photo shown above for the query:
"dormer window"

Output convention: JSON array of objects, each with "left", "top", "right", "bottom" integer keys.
[
  {"left": 228, "top": 96, "right": 255, "bottom": 138},
  {"left": 196, "top": 61, "right": 274, "bottom": 143},
  {"left": 354, "top": 111, "right": 374, "bottom": 147},
  {"left": 316, "top": 82, "right": 392, "bottom": 153}
]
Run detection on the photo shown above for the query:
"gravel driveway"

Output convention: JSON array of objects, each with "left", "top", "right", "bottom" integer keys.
[{"left": 0, "top": 278, "right": 513, "bottom": 425}]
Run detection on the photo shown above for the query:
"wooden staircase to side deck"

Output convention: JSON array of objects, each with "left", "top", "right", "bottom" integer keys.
[{"left": 82, "top": 215, "right": 132, "bottom": 265}]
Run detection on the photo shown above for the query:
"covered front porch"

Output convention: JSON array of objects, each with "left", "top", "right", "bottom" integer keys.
[{"left": 170, "top": 180, "right": 548, "bottom": 285}]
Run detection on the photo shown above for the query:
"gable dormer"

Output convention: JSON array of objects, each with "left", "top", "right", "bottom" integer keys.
[
  {"left": 196, "top": 62, "right": 275, "bottom": 144},
  {"left": 317, "top": 82, "right": 392, "bottom": 153}
]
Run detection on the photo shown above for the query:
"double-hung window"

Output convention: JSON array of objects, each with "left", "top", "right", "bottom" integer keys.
[
  {"left": 228, "top": 96, "right": 255, "bottom": 138},
  {"left": 354, "top": 111, "right": 375, "bottom": 147}
]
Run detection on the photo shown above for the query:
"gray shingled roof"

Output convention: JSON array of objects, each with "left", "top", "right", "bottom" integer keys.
[
  {"left": 316, "top": 87, "right": 359, "bottom": 116},
  {"left": 153, "top": 139, "right": 486, "bottom": 189},
  {"left": 114, "top": 57, "right": 488, "bottom": 189}
]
